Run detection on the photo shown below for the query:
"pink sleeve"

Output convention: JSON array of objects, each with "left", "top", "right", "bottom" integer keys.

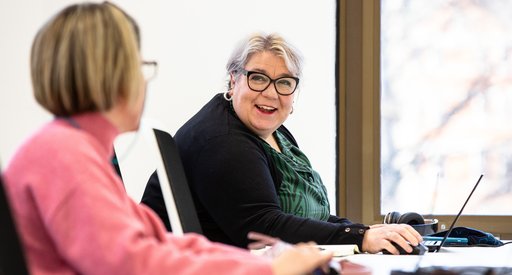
[{"left": 162, "top": 232, "right": 274, "bottom": 275}]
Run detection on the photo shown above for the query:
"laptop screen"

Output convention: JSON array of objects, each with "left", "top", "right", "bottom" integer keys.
[{"left": 435, "top": 174, "right": 484, "bottom": 252}]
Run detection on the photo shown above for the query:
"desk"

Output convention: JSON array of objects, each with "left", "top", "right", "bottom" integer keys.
[{"left": 342, "top": 245, "right": 512, "bottom": 275}]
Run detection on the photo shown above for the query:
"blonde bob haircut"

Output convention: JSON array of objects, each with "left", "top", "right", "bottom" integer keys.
[
  {"left": 31, "top": 2, "right": 141, "bottom": 116},
  {"left": 226, "top": 33, "right": 303, "bottom": 90}
]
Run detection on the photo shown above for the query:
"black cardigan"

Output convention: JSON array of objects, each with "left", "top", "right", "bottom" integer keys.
[{"left": 142, "top": 93, "right": 368, "bottom": 249}]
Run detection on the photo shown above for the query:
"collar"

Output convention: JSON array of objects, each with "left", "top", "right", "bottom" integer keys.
[{"left": 57, "top": 112, "right": 119, "bottom": 158}]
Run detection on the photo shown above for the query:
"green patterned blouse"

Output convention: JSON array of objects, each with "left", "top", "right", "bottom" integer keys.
[{"left": 260, "top": 130, "right": 331, "bottom": 221}]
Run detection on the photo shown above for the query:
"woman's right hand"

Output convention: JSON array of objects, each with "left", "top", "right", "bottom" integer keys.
[
  {"left": 362, "top": 223, "right": 423, "bottom": 254},
  {"left": 271, "top": 243, "right": 333, "bottom": 275},
  {"left": 247, "top": 232, "right": 333, "bottom": 275}
]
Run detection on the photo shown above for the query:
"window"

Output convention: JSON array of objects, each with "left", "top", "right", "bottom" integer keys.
[
  {"left": 339, "top": 0, "right": 512, "bottom": 239},
  {"left": 381, "top": 0, "right": 512, "bottom": 216}
]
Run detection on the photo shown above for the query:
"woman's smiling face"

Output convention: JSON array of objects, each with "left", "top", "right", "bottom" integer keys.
[{"left": 230, "top": 51, "right": 296, "bottom": 139}]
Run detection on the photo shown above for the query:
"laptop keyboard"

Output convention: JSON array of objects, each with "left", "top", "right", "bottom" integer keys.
[{"left": 423, "top": 240, "right": 441, "bottom": 246}]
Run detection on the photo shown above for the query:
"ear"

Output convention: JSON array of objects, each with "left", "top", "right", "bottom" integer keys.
[{"left": 229, "top": 73, "right": 236, "bottom": 90}]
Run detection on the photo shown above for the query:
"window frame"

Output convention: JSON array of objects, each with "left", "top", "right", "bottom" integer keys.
[{"left": 337, "top": 0, "right": 512, "bottom": 240}]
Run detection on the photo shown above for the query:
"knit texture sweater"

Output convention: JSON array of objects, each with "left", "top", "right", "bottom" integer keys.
[{"left": 3, "top": 112, "right": 271, "bottom": 275}]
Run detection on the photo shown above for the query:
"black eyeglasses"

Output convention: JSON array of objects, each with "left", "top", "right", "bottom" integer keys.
[
  {"left": 142, "top": 60, "right": 158, "bottom": 81},
  {"left": 240, "top": 68, "right": 299, "bottom": 96}
]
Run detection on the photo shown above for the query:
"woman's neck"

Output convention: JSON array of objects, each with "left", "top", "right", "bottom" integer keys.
[{"left": 264, "top": 134, "right": 282, "bottom": 153}]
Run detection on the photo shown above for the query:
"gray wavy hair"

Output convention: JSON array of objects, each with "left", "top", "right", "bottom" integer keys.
[{"left": 226, "top": 33, "right": 303, "bottom": 90}]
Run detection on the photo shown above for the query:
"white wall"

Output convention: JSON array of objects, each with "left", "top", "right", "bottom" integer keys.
[{"left": 0, "top": 0, "right": 337, "bottom": 213}]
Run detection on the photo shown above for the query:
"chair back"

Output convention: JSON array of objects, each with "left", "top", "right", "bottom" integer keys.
[
  {"left": 149, "top": 128, "right": 203, "bottom": 235},
  {"left": 0, "top": 174, "right": 30, "bottom": 275}
]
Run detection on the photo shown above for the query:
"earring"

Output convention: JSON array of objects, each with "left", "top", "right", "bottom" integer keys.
[
  {"left": 223, "top": 91, "right": 232, "bottom": 101},
  {"left": 290, "top": 106, "right": 294, "bottom": 114}
]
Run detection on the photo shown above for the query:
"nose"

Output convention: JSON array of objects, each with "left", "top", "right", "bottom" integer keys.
[{"left": 260, "top": 81, "right": 279, "bottom": 98}]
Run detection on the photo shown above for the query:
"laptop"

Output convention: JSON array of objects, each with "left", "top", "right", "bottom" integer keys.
[{"left": 422, "top": 174, "right": 484, "bottom": 252}]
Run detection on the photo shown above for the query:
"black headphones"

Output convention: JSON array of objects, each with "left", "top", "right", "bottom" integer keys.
[
  {"left": 383, "top": 211, "right": 425, "bottom": 225},
  {"left": 384, "top": 211, "right": 438, "bottom": 235}
]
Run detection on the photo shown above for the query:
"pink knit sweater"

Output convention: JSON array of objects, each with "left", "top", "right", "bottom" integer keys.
[{"left": 3, "top": 112, "right": 272, "bottom": 275}]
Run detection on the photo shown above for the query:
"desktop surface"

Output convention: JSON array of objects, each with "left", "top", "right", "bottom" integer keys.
[{"left": 340, "top": 243, "right": 512, "bottom": 275}]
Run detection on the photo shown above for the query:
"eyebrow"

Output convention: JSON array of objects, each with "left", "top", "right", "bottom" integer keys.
[{"left": 247, "top": 67, "right": 294, "bottom": 78}]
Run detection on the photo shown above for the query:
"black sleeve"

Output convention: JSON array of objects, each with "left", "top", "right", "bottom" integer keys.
[
  {"left": 328, "top": 215, "right": 356, "bottom": 225},
  {"left": 190, "top": 134, "right": 368, "bottom": 249},
  {"left": 141, "top": 172, "right": 172, "bottom": 232}
]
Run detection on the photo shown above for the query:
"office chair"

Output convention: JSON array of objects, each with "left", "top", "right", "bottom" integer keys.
[
  {"left": 0, "top": 174, "right": 30, "bottom": 275},
  {"left": 141, "top": 128, "right": 203, "bottom": 236}
]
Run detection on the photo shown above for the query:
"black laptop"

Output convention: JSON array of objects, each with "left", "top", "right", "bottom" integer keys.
[{"left": 422, "top": 174, "right": 484, "bottom": 252}]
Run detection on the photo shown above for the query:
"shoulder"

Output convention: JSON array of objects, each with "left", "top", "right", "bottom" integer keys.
[
  {"left": 8, "top": 120, "right": 104, "bottom": 176},
  {"left": 5, "top": 120, "right": 110, "bottom": 202},
  {"left": 46, "top": 121, "right": 102, "bottom": 160},
  {"left": 177, "top": 124, "right": 270, "bottom": 172},
  {"left": 175, "top": 94, "right": 263, "bottom": 153},
  {"left": 175, "top": 94, "right": 230, "bottom": 141},
  {"left": 187, "top": 131, "right": 268, "bottom": 167}
]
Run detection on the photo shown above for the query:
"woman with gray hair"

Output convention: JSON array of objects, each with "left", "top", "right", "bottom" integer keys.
[{"left": 143, "top": 32, "right": 423, "bottom": 255}]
